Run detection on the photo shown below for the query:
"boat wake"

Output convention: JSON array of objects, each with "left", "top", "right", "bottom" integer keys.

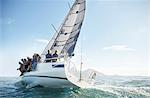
[
  {"left": 71, "top": 86, "right": 150, "bottom": 98},
  {"left": 66, "top": 68, "right": 150, "bottom": 98},
  {"left": 69, "top": 77, "right": 150, "bottom": 98},
  {"left": 94, "top": 85, "right": 150, "bottom": 97},
  {"left": 94, "top": 75, "right": 150, "bottom": 97}
]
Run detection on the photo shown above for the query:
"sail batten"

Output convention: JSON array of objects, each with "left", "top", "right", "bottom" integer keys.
[{"left": 42, "top": 0, "right": 86, "bottom": 56}]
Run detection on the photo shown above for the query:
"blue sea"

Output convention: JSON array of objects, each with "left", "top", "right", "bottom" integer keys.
[{"left": 0, "top": 76, "right": 150, "bottom": 98}]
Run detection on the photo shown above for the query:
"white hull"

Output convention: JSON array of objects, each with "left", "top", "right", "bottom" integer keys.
[
  {"left": 22, "top": 62, "right": 77, "bottom": 88},
  {"left": 21, "top": 61, "right": 97, "bottom": 88}
]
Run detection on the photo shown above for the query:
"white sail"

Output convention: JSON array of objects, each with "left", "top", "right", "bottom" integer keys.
[{"left": 42, "top": 0, "right": 86, "bottom": 57}]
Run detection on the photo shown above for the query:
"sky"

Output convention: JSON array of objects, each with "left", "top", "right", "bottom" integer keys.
[{"left": 0, "top": 0, "right": 150, "bottom": 77}]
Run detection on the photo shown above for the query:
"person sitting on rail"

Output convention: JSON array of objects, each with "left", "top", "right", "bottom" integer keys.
[
  {"left": 27, "top": 57, "right": 32, "bottom": 72},
  {"left": 52, "top": 50, "right": 58, "bottom": 62},
  {"left": 32, "top": 53, "right": 37, "bottom": 70},
  {"left": 45, "top": 50, "right": 52, "bottom": 62},
  {"left": 17, "top": 61, "right": 25, "bottom": 76}
]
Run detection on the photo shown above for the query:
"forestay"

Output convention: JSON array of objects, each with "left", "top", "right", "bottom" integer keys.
[{"left": 42, "top": 0, "right": 86, "bottom": 57}]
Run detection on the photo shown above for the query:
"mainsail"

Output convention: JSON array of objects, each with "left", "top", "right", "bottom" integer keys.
[{"left": 42, "top": 0, "right": 86, "bottom": 57}]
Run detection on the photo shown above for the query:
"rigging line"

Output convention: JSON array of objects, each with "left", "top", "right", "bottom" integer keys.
[
  {"left": 41, "top": 24, "right": 60, "bottom": 55},
  {"left": 78, "top": 1, "right": 86, "bottom": 81},
  {"left": 68, "top": 2, "right": 71, "bottom": 9},
  {"left": 51, "top": 24, "right": 59, "bottom": 34},
  {"left": 50, "top": 24, "right": 61, "bottom": 52},
  {"left": 79, "top": 27, "right": 83, "bottom": 81}
]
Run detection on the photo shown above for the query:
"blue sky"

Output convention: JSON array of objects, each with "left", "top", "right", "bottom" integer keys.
[{"left": 0, "top": 0, "right": 150, "bottom": 76}]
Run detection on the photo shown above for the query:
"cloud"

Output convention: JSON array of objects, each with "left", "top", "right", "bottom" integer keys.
[
  {"left": 1, "top": 18, "right": 16, "bottom": 25},
  {"left": 5, "top": 18, "right": 16, "bottom": 25},
  {"left": 35, "top": 39, "right": 49, "bottom": 44},
  {"left": 7, "top": 18, "right": 16, "bottom": 24},
  {"left": 103, "top": 45, "right": 135, "bottom": 51}
]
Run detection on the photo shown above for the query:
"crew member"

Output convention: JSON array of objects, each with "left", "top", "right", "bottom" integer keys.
[
  {"left": 52, "top": 50, "right": 58, "bottom": 62},
  {"left": 45, "top": 50, "right": 52, "bottom": 62}
]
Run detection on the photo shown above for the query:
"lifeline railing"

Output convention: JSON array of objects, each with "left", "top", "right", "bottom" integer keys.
[{"left": 42, "top": 54, "right": 69, "bottom": 63}]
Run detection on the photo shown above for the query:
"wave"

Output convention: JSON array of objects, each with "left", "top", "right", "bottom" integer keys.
[{"left": 0, "top": 77, "right": 150, "bottom": 98}]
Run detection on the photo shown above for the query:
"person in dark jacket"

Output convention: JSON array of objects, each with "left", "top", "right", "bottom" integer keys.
[
  {"left": 45, "top": 50, "right": 52, "bottom": 62},
  {"left": 52, "top": 50, "right": 58, "bottom": 62},
  {"left": 17, "top": 62, "right": 25, "bottom": 76}
]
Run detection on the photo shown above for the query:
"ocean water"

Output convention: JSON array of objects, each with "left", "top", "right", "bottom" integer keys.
[{"left": 0, "top": 76, "right": 150, "bottom": 98}]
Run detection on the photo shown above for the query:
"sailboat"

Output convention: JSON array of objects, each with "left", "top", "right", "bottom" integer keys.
[{"left": 22, "top": 0, "right": 97, "bottom": 88}]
